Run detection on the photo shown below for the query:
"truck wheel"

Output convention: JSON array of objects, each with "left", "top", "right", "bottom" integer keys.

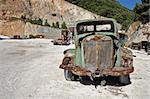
[
  {"left": 148, "top": 51, "right": 150, "bottom": 55},
  {"left": 138, "top": 46, "right": 141, "bottom": 50},
  {"left": 53, "top": 42, "right": 56, "bottom": 45},
  {"left": 119, "top": 75, "right": 131, "bottom": 85},
  {"left": 63, "top": 57, "right": 79, "bottom": 81},
  {"left": 64, "top": 70, "right": 76, "bottom": 81}
]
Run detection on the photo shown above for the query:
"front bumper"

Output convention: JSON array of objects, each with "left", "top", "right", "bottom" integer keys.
[{"left": 60, "top": 64, "right": 134, "bottom": 77}]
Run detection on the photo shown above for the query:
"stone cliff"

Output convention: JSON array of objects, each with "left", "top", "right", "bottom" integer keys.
[{"left": 0, "top": 0, "right": 101, "bottom": 37}]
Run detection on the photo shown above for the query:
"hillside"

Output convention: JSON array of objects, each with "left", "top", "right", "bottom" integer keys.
[
  {"left": 0, "top": 0, "right": 101, "bottom": 37},
  {"left": 66, "top": 0, "right": 135, "bottom": 30},
  {"left": 0, "top": 0, "right": 140, "bottom": 37}
]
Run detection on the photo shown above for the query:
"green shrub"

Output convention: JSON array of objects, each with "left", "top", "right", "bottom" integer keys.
[
  {"left": 61, "top": 22, "right": 67, "bottom": 29},
  {"left": 44, "top": 19, "right": 50, "bottom": 26},
  {"left": 56, "top": 21, "right": 60, "bottom": 28}
]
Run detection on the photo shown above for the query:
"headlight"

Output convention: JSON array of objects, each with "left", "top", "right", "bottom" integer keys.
[
  {"left": 122, "top": 59, "right": 133, "bottom": 67},
  {"left": 124, "top": 59, "right": 128, "bottom": 67}
]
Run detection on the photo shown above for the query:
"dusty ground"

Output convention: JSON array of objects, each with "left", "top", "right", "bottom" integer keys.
[{"left": 0, "top": 39, "right": 150, "bottom": 99}]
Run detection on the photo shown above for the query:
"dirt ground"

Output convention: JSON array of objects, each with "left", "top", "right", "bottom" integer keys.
[{"left": 0, "top": 39, "right": 150, "bottom": 99}]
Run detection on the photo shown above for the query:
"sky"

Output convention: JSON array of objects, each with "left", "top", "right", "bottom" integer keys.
[{"left": 117, "top": 0, "right": 142, "bottom": 10}]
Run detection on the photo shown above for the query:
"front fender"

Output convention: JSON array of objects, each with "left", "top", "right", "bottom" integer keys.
[
  {"left": 62, "top": 49, "right": 75, "bottom": 65},
  {"left": 121, "top": 48, "right": 133, "bottom": 59},
  {"left": 120, "top": 48, "right": 133, "bottom": 68},
  {"left": 63, "top": 49, "right": 75, "bottom": 57}
]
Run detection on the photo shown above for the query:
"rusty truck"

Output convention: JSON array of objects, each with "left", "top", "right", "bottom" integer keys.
[
  {"left": 59, "top": 19, "right": 134, "bottom": 85},
  {"left": 53, "top": 29, "right": 70, "bottom": 45}
]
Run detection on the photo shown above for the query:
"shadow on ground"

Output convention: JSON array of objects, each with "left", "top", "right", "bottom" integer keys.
[{"left": 79, "top": 76, "right": 131, "bottom": 88}]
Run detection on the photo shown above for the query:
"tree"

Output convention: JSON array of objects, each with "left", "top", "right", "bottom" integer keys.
[
  {"left": 30, "top": 18, "right": 42, "bottom": 25},
  {"left": 133, "top": 1, "right": 149, "bottom": 23},
  {"left": 21, "top": 15, "right": 26, "bottom": 20},
  {"left": 52, "top": 22, "right": 56, "bottom": 28},
  {"left": 141, "top": 0, "right": 149, "bottom": 3},
  {"left": 56, "top": 21, "right": 60, "bottom": 28},
  {"left": 44, "top": 19, "right": 50, "bottom": 27},
  {"left": 61, "top": 22, "right": 67, "bottom": 29},
  {"left": 36, "top": 18, "right": 43, "bottom": 25},
  {"left": 66, "top": 0, "right": 134, "bottom": 30}
]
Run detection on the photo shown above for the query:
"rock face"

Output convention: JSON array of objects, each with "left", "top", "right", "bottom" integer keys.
[
  {"left": 127, "top": 21, "right": 141, "bottom": 44},
  {"left": 127, "top": 21, "right": 150, "bottom": 45},
  {"left": 0, "top": 20, "right": 26, "bottom": 37},
  {"left": 0, "top": 0, "right": 32, "bottom": 20},
  {"left": 29, "top": 0, "right": 101, "bottom": 24},
  {"left": 0, "top": 0, "right": 101, "bottom": 37},
  {"left": 0, "top": 0, "right": 32, "bottom": 37},
  {"left": 24, "top": 22, "right": 61, "bottom": 39}
]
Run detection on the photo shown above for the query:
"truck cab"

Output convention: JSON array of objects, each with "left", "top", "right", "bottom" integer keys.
[
  {"left": 60, "top": 19, "right": 134, "bottom": 85},
  {"left": 53, "top": 30, "right": 70, "bottom": 45}
]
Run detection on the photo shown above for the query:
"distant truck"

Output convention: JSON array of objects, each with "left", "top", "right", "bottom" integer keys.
[
  {"left": 59, "top": 19, "right": 134, "bottom": 85},
  {"left": 130, "top": 41, "right": 150, "bottom": 55},
  {"left": 130, "top": 42, "right": 142, "bottom": 50},
  {"left": 13, "top": 34, "right": 45, "bottom": 39},
  {"left": 147, "top": 42, "right": 150, "bottom": 55},
  {"left": 53, "top": 30, "right": 70, "bottom": 45}
]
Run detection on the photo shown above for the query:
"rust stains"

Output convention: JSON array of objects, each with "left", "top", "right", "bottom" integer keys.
[{"left": 60, "top": 64, "right": 134, "bottom": 77}]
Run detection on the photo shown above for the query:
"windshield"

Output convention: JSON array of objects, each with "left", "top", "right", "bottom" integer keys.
[{"left": 77, "top": 20, "right": 115, "bottom": 35}]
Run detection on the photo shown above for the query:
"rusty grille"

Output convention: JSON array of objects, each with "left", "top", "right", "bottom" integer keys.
[{"left": 83, "top": 40, "right": 112, "bottom": 69}]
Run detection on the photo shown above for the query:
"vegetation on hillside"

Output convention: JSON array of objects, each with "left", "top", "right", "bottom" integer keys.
[
  {"left": 133, "top": 0, "right": 149, "bottom": 23},
  {"left": 11, "top": 16, "right": 68, "bottom": 29},
  {"left": 61, "top": 22, "right": 68, "bottom": 29},
  {"left": 11, "top": 15, "right": 50, "bottom": 26},
  {"left": 66, "top": 0, "right": 137, "bottom": 30},
  {"left": 52, "top": 21, "right": 67, "bottom": 29}
]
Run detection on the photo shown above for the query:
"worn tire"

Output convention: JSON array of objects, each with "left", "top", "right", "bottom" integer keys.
[
  {"left": 119, "top": 75, "right": 131, "bottom": 85},
  {"left": 64, "top": 70, "right": 76, "bottom": 81},
  {"left": 148, "top": 51, "right": 150, "bottom": 55},
  {"left": 53, "top": 42, "right": 57, "bottom": 45},
  {"left": 63, "top": 57, "right": 79, "bottom": 81}
]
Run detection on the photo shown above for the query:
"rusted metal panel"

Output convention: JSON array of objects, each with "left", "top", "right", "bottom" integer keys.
[
  {"left": 83, "top": 41, "right": 97, "bottom": 68},
  {"left": 59, "top": 64, "right": 134, "bottom": 77},
  {"left": 83, "top": 40, "right": 113, "bottom": 69},
  {"left": 84, "top": 40, "right": 112, "bottom": 68},
  {"left": 81, "top": 35, "right": 113, "bottom": 72}
]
